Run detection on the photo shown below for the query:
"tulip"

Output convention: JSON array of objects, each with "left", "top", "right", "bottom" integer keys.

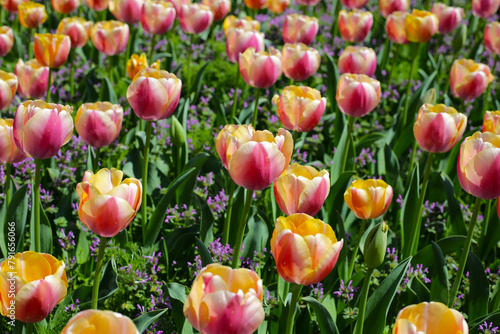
[
  {"left": 51, "top": 0, "right": 79, "bottom": 13},
  {"left": 0, "top": 26, "right": 13, "bottom": 57},
  {"left": 273, "top": 85, "right": 326, "bottom": 132},
  {"left": 141, "top": 0, "right": 176, "bottom": 35},
  {"left": 344, "top": 179, "right": 393, "bottom": 219},
  {"left": 385, "top": 11, "right": 409, "bottom": 44},
  {"left": 282, "top": 14, "right": 319, "bottom": 46},
  {"left": 393, "top": 302, "right": 468, "bottom": 334},
  {"left": 267, "top": 0, "right": 289, "bottom": 13},
  {"left": 457, "top": 131, "right": 500, "bottom": 200},
  {"left": 341, "top": 0, "right": 368, "bottom": 9},
  {"left": 413, "top": 104, "right": 467, "bottom": 153},
  {"left": 484, "top": 22, "right": 500, "bottom": 55},
  {"left": 91, "top": 21, "right": 130, "bottom": 56},
  {"left": 15, "top": 59, "right": 49, "bottom": 99},
  {"left": 336, "top": 73, "right": 381, "bottom": 118},
  {"left": 431, "top": 3, "right": 464, "bottom": 35},
  {"left": 75, "top": 102, "right": 123, "bottom": 148},
  {"left": 405, "top": 9, "right": 438, "bottom": 43},
  {"left": 244, "top": 0, "right": 266, "bottom": 9},
  {"left": 0, "top": 119, "right": 26, "bottom": 164},
  {"left": 338, "top": 46, "right": 377, "bottom": 77},
  {"left": 483, "top": 110, "right": 500, "bottom": 134},
  {"left": 273, "top": 163, "right": 330, "bottom": 216},
  {"left": 364, "top": 222, "right": 389, "bottom": 269},
  {"left": 239, "top": 47, "right": 282, "bottom": 89},
  {"left": 295, "top": 0, "right": 320, "bottom": 6},
  {"left": 271, "top": 213, "right": 343, "bottom": 285},
  {"left": 166, "top": 0, "right": 190, "bottom": 15},
  {"left": 202, "top": 0, "right": 230, "bottom": 21},
  {"left": 179, "top": 3, "right": 213, "bottom": 34},
  {"left": 379, "top": 0, "right": 408, "bottom": 17},
  {"left": 223, "top": 15, "right": 260, "bottom": 35},
  {"left": 226, "top": 27, "right": 265, "bottom": 63},
  {"left": 184, "top": 264, "right": 265, "bottom": 334},
  {"left": 0, "top": 251, "right": 67, "bottom": 323},
  {"left": 61, "top": 310, "right": 140, "bottom": 334},
  {"left": 109, "top": 0, "right": 144, "bottom": 23},
  {"left": 472, "top": 0, "right": 500, "bottom": 18},
  {"left": 13, "top": 100, "right": 73, "bottom": 159},
  {"left": 18, "top": 1, "right": 47, "bottom": 29},
  {"left": 34, "top": 33, "right": 71, "bottom": 68},
  {"left": 86, "top": 0, "right": 108, "bottom": 11},
  {"left": 282, "top": 43, "right": 320, "bottom": 81},
  {"left": 0, "top": 71, "right": 17, "bottom": 111},
  {"left": 56, "top": 17, "right": 93, "bottom": 49},
  {"left": 0, "top": 0, "right": 26, "bottom": 13},
  {"left": 127, "top": 52, "right": 160, "bottom": 79},
  {"left": 338, "top": 9, "right": 373, "bottom": 43},
  {"left": 126, "top": 68, "right": 182, "bottom": 121},
  {"left": 450, "top": 59, "right": 494, "bottom": 101}
]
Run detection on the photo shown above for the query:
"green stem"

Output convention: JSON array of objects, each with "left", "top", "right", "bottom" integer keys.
[
  {"left": 223, "top": 180, "right": 236, "bottom": 245},
  {"left": 28, "top": 28, "right": 33, "bottom": 59},
  {"left": 355, "top": 268, "right": 374, "bottom": 334},
  {"left": 481, "top": 200, "right": 492, "bottom": 242},
  {"left": 5, "top": 163, "right": 11, "bottom": 209},
  {"left": 149, "top": 34, "right": 158, "bottom": 65},
  {"left": 348, "top": 219, "right": 367, "bottom": 279},
  {"left": 141, "top": 121, "right": 152, "bottom": 242},
  {"left": 230, "top": 63, "right": 240, "bottom": 122},
  {"left": 448, "top": 196, "right": 482, "bottom": 307},
  {"left": 26, "top": 323, "right": 34, "bottom": 334},
  {"left": 34, "top": 159, "right": 42, "bottom": 253},
  {"left": 46, "top": 68, "right": 53, "bottom": 103},
  {"left": 387, "top": 44, "right": 399, "bottom": 88},
  {"left": 331, "top": 0, "right": 341, "bottom": 38},
  {"left": 91, "top": 236, "right": 107, "bottom": 309},
  {"left": 401, "top": 43, "right": 420, "bottom": 129},
  {"left": 69, "top": 48, "right": 75, "bottom": 97},
  {"left": 186, "top": 34, "right": 194, "bottom": 92},
  {"left": 252, "top": 88, "right": 261, "bottom": 127},
  {"left": 340, "top": 116, "right": 355, "bottom": 174},
  {"left": 93, "top": 147, "right": 100, "bottom": 171},
  {"left": 231, "top": 189, "right": 254, "bottom": 268},
  {"left": 124, "top": 24, "right": 134, "bottom": 69},
  {"left": 285, "top": 284, "right": 303, "bottom": 334}
]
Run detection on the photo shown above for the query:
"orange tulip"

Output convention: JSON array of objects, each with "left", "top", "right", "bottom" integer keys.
[
  {"left": 86, "top": 0, "right": 108, "bottom": 11},
  {"left": 483, "top": 110, "right": 500, "bottom": 134},
  {"left": 244, "top": 0, "right": 266, "bottom": 10},
  {"left": 91, "top": 21, "right": 129, "bottom": 56},
  {"left": 336, "top": 73, "right": 381, "bottom": 118},
  {"left": 271, "top": 214, "right": 343, "bottom": 285},
  {"left": 341, "top": 0, "right": 368, "bottom": 9},
  {"left": 0, "top": 70, "right": 17, "bottom": 110},
  {"left": 202, "top": 0, "right": 231, "bottom": 21},
  {"left": 75, "top": 102, "right": 123, "bottom": 148},
  {"left": 405, "top": 9, "right": 438, "bottom": 43},
  {"left": 472, "top": 0, "right": 500, "bottom": 18},
  {"left": 385, "top": 11, "right": 409, "bottom": 44},
  {"left": 223, "top": 15, "right": 260, "bottom": 35},
  {"left": 141, "top": 0, "right": 176, "bottom": 34},
  {"left": 282, "top": 14, "right": 318, "bottom": 46},
  {"left": 450, "top": 59, "right": 494, "bottom": 101},
  {"left": 0, "top": 26, "right": 14, "bottom": 57},
  {"left": 338, "top": 9, "right": 373, "bottom": 43},
  {"left": 127, "top": 53, "right": 147, "bottom": 78},
  {"left": 282, "top": 43, "right": 320, "bottom": 81},
  {"left": 239, "top": 47, "right": 282, "bottom": 89},
  {"left": 0, "top": 119, "right": 26, "bottom": 163},
  {"left": 109, "top": 0, "right": 144, "bottom": 23},
  {"left": 431, "top": 3, "right": 464, "bottom": 34},
  {"left": 0, "top": 251, "right": 67, "bottom": 323},
  {"left": 34, "top": 33, "right": 71, "bottom": 68},
  {"left": 379, "top": 0, "right": 408, "bottom": 17},
  {"left": 0, "top": 0, "right": 27, "bottom": 13},
  {"left": 56, "top": 17, "right": 93, "bottom": 49},
  {"left": 267, "top": 0, "right": 289, "bottom": 14},
  {"left": 61, "top": 310, "right": 140, "bottom": 334},
  {"left": 484, "top": 21, "right": 500, "bottom": 55},
  {"left": 15, "top": 59, "right": 49, "bottom": 99},
  {"left": 338, "top": 46, "right": 377, "bottom": 77},
  {"left": 179, "top": 3, "right": 213, "bottom": 34},
  {"left": 51, "top": 0, "right": 79, "bottom": 13},
  {"left": 18, "top": 1, "right": 47, "bottom": 29},
  {"left": 344, "top": 179, "right": 393, "bottom": 219}
]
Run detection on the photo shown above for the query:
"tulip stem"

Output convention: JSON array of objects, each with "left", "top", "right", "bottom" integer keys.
[
  {"left": 285, "top": 283, "right": 303, "bottom": 334},
  {"left": 347, "top": 219, "right": 367, "bottom": 279},
  {"left": 33, "top": 159, "right": 42, "bottom": 253},
  {"left": 386, "top": 44, "right": 399, "bottom": 88},
  {"left": 230, "top": 63, "right": 240, "bottom": 122},
  {"left": 125, "top": 24, "right": 134, "bottom": 70},
  {"left": 141, "top": 121, "right": 152, "bottom": 242},
  {"left": 231, "top": 189, "right": 253, "bottom": 268},
  {"left": 340, "top": 116, "right": 355, "bottom": 174},
  {"left": 91, "top": 236, "right": 107, "bottom": 310},
  {"left": 252, "top": 89, "right": 261, "bottom": 127},
  {"left": 355, "top": 268, "right": 374, "bottom": 334},
  {"left": 186, "top": 34, "right": 194, "bottom": 92},
  {"left": 448, "top": 196, "right": 482, "bottom": 307},
  {"left": 93, "top": 147, "right": 100, "bottom": 171},
  {"left": 26, "top": 323, "right": 34, "bottom": 334},
  {"left": 483, "top": 55, "right": 498, "bottom": 114},
  {"left": 149, "top": 34, "right": 158, "bottom": 65},
  {"left": 222, "top": 180, "right": 236, "bottom": 246},
  {"left": 69, "top": 48, "right": 76, "bottom": 97},
  {"left": 46, "top": 68, "right": 52, "bottom": 103},
  {"left": 5, "top": 163, "right": 11, "bottom": 209},
  {"left": 401, "top": 43, "right": 421, "bottom": 130}
]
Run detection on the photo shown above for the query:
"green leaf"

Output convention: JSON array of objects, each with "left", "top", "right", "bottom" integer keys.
[
  {"left": 241, "top": 213, "right": 269, "bottom": 260},
  {"left": 330, "top": 122, "right": 354, "bottom": 184},
  {"left": 429, "top": 242, "right": 449, "bottom": 304},
  {"left": 412, "top": 236, "right": 467, "bottom": 270},
  {"left": 168, "top": 283, "right": 187, "bottom": 303},
  {"left": 467, "top": 252, "right": 489, "bottom": 321},
  {"left": 102, "top": 76, "right": 118, "bottom": 104},
  {"left": 191, "top": 62, "right": 209, "bottom": 104},
  {"left": 440, "top": 172, "right": 466, "bottom": 236},
  {"left": 76, "top": 230, "right": 90, "bottom": 264},
  {"left": 134, "top": 309, "right": 168, "bottom": 334},
  {"left": 491, "top": 272, "right": 500, "bottom": 311},
  {"left": 5, "top": 184, "right": 29, "bottom": 253},
  {"left": 39, "top": 207, "right": 52, "bottom": 254},
  {"left": 164, "top": 225, "right": 199, "bottom": 260},
  {"left": 195, "top": 237, "right": 213, "bottom": 266},
  {"left": 303, "top": 296, "right": 339, "bottom": 334},
  {"left": 401, "top": 164, "right": 420, "bottom": 258},
  {"left": 195, "top": 195, "right": 214, "bottom": 245},
  {"left": 469, "top": 311, "right": 500, "bottom": 333},
  {"left": 176, "top": 153, "right": 210, "bottom": 205},
  {"left": 356, "top": 132, "right": 385, "bottom": 151}
]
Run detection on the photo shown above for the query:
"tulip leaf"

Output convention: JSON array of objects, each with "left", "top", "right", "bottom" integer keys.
[
  {"left": 440, "top": 172, "right": 467, "bottom": 236},
  {"left": 86, "top": 146, "right": 95, "bottom": 172},
  {"left": 195, "top": 195, "right": 214, "bottom": 245},
  {"left": 0, "top": 202, "right": 6, "bottom": 257},
  {"left": 191, "top": 62, "right": 209, "bottom": 104},
  {"left": 303, "top": 296, "right": 340, "bottom": 334},
  {"left": 492, "top": 269, "right": 500, "bottom": 311},
  {"left": 133, "top": 309, "right": 168, "bottom": 334},
  {"left": 76, "top": 230, "right": 90, "bottom": 264},
  {"left": 355, "top": 132, "right": 385, "bottom": 151},
  {"left": 469, "top": 311, "right": 500, "bottom": 333},
  {"left": 209, "top": 91, "right": 228, "bottom": 126},
  {"left": 412, "top": 235, "right": 467, "bottom": 270},
  {"left": 401, "top": 164, "right": 420, "bottom": 258},
  {"left": 195, "top": 236, "right": 213, "bottom": 266},
  {"left": 478, "top": 199, "right": 500, "bottom": 261},
  {"left": 102, "top": 76, "right": 118, "bottom": 104},
  {"left": 164, "top": 225, "right": 199, "bottom": 261},
  {"left": 242, "top": 212, "right": 269, "bottom": 261},
  {"left": 176, "top": 153, "right": 210, "bottom": 205},
  {"left": 4, "top": 184, "right": 29, "bottom": 253},
  {"left": 467, "top": 252, "right": 489, "bottom": 321},
  {"left": 429, "top": 242, "right": 449, "bottom": 304},
  {"left": 167, "top": 282, "right": 187, "bottom": 303},
  {"left": 28, "top": 189, "right": 52, "bottom": 254},
  {"left": 330, "top": 121, "right": 355, "bottom": 185}
]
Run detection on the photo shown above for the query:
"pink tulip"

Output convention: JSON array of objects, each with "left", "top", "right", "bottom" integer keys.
[
  {"left": 0, "top": 119, "right": 26, "bottom": 164},
  {"left": 56, "top": 17, "right": 93, "bottom": 48},
  {"left": 483, "top": 110, "right": 500, "bottom": 134},
  {"left": 75, "top": 102, "right": 123, "bottom": 148},
  {"left": 34, "top": 33, "right": 71, "bottom": 68},
  {"left": 484, "top": 22, "right": 500, "bottom": 55},
  {"left": 91, "top": 21, "right": 130, "bottom": 56},
  {"left": 282, "top": 14, "right": 318, "bottom": 46},
  {"left": 13, "top": 100, "right": 74, "bottom": 159},
  {"left": 450, "top": 59, "right": 494, "bottom": 101},
  {"left": 0, "top": 71, "right": 17, "bottom": 110},
  {"left": 15, "top": 59, "right": 49, "bottom": 99},
  {"left": 431, "top": 3, "right": 464, "bottom": 34},
  {"left": 141, "top": 0, "right": 176, "bottom": 35},
  {"left": 85, "top": 0, "right": 108, "bottom": 11},
  {"left": 379, "top": 0, "right": 408, "bottom": 18},
  {"left": 341, "top": 0, "right": 368, "bottom": 9},
  {"left": 472, "top": 0, "right": 500, "bottom": 18},
  {"left": 226, "top": 27, "right": 264, "bottom": 63},
  {"left": 295, "top": 0, "right": 320, "bottom": 6},
  {"left": 179, "top": 3, "right": 213, "bottom": 34},
  {"left": 239, "top": 47, "right": 282, "bottom": 89},
  {"left": 51, "top": 0, "right": 79, "bottom": 14},
  {"left": 0, "top": 0, "right": 27, "bottom": 13},
  {"left": 282, "top": 43, "right": 320, "bottom": 81},
  {"left": 0, "top": 26, "right": 13, "bottom": 57},
  {"left": 203, "top": 0, "right": 230, "bottom": 21},
  {"left": 109, "top": 0, "right": 144, "bottom": 23},
  {"left": 385, "top": 11, "right": 409, "bottom": 44},
  {"left": 338, "top": 46, "right": 377, "bottom": 77},
  {"left": 267, "top": 0, "right": 290, "bottom": 14},
  {"left": 223, "top": 15, "right": 260, "bottom": 35},
  {"left": 165, "top": 0, "right": 190, "bottom": 15},
  {"left": 336, "top": 73, "right": 381, "bottom": 118},
  {"left": 338, "top": 9, "right": 373, "bottom": 43}
]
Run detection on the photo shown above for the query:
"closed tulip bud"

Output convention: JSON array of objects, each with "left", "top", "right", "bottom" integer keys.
[
  {"left": 379, "top": 0, "right": 408, "bottom": 18},
  {"left": 282, "top": 43, "right": 320, "bottom": 81},
  {"left": 223, "top": 15, "right": 260, "bottom": 35},
  {"left": 282, "top": 14, "right": 318, "bottom": 46},
  {"left": 344, "top": 179, "right": 393, "bottom": 219},
  {"left": 0, "top": 26, "right": 13, "bottom": 57},
  {"left": 1, "top": 0, "right": 27, "bottom": 13},
  {"left": 244, "top": 0, "right": 266, "bottom": 9},
  {"left": 267, "top": 0, "right": 289, "bottom": 14},
  {"left": 216, "top": 125, "right": 293, "bottom": 190},
  {"left": 226, "top": 27, "right": 264, "bottom": 63},
  {"left": 126, "top": 53, "right": 149, "bottom": 79},
  {"left": 274, "top": 163, "right": 330, "bottom": 216},
  {"left": 472, "top": 0, "right": 500, "bottom": 18},
  {"left": 109, "top": 0, "right": 144, "bottom": 23},
  {"left": 393, "top": 302, "right": 468, "bottom": 334},
  {"left": 127, "top": 68, "right": 182, "bottom": 121},
  {"left": 450, "top": 59, "right": 494, "bottom": 101},
  {"left": 338, "top": 46, "right": 377, "bottom": 77},
  {"left": 76, "top": 168, "right": 142, "bottom": 237},
  {"left": 179, "top": 3, "right": 213, "bottom": 34},
  {"left": 419, "top": 87, "right": 436, "bottom": 105},
  {"left": 363, "top": 222, "right": 388, "bottom": 269},
  {"left": 336, "top": 73, "right": 381, "bottom": 118},
  {"left": 458, "top": 131, "right": 500, "bottom": 200},
  {"left": 341, "top": 0, "right": 368, "bottom": 9},
  {"left": 239, "top": 47, "right": 282, "bottom": 89},
  {"left": 15, "top": 59, "right": 49, "bottom": 99},
  {"left": 414, "top": 104, "right": 467, "bottom": 153},
  {"left": 385, "top": 11, "right": 409, "bottom": 44},
  {"left": 61, "top": 310, "right": 140, "bottom": 334},
  {"left": 483, "top": 111, "right": 500, "bottom": 134},
  {"left": 13, "top": 100, "right": 73, "bottom": 159},
  {"left": 271, "top": 214, "right": 343, "bottom": 285},
  {"left": 75, "top": 102, "right": 123, "bottom": 148},
  {"left": 273, "top": 85, "right": 326, "bottom": 132},
  {"left": 202, "top": 0, "right": 230, "bottom": 21},
  {"left": 405, "top": 10, "right": 438, "bottom": 43},
  {"left": 0, "top": 70, "right": 17, "bottom": 110},
  {"left": 431, "top": 3, "right": 464, "bottom": 34},
  {"left": 452, "top": 24, "right": 467, "bottom": 54},
  {"left": 91, "top": 21, "right": 129, "bottom": 56},
  {"left": 484, "top": 22, "right": 500, "bottom": 55},
  {"left": 34, "top": 33, "right": 71, "bottom": 68},
  {"left": 295, "top": 0, "right": 320, "bottom": 6},
  {"left": 184, "top": 264, "right": 265, "bottom": 334},
  {"left": 141, "top": 0, "right": 176, "bottom": 35},
  {"left": 51, "top": 0, "right": 79, "bottom": 13},
  {"left": 338, "top": 9, "right": 373, "bottom": 43},
  {"left": 18, "top": 1, "right": 47, "bottom": 29},
  {"left": 0, "top": 119, "right": 26, "bottom": 163},
  {"left": 170, "top": 115, "right": 186, "bottom": 147},
  {"left": 57, "top": 17, "right": 93, "bottom": 48},
  {"left": 86, "top": 0, "right": 108, "bottom": 11},
  {"left": 0, "top": 252, "right": 67, "bottom": 323}
]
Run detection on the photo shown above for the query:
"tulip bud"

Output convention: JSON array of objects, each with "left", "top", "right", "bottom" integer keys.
[
  {"left": 450, "top": 59, "right": 494, "bottom": 101},
  {"left": 431, "top": 3, "right": 464, "bottom": 35},
  {"left": 51, "top": 0, "right": 79, "bottom": 14},
  {"left": 91, "top": 21, "right": 130, "bottom": 56},
  {"left": 170, "top": 115, "right": 186, "bottom": 147},
  {"left": 109, "top": 0, "right": 144, "bottom": 23},
  {"left": 56, "top": 17, "right": 93, "bottom": 48},
  {"left": 141, "top": 0, "right": 176, "bottom": 35},
  {"left": 239, "top": 47, "right": 282, "bottom": 89},
  {"left": 0, "top": 26, "right": 14, "bottom": 57},
  {"left": 338, "top": 46, "right": 377, "bottom": 77},
  {"left": 179, "top": 3, "right": 214, "bottom": 34},
  {"left": 61, "top": 310, "right": 140, "bottom": 334},
  {"left": 336, "top": 73, "right": 381, "bottom": 118},
  {"left": 419, "top": 87, "right": 436, "bottom": 106},
  {"left": 338, "top": 9, "right": 373, "bottom": 43},
  {"left": 472, "top": 0, "right": 500, "bottom": 18},
  {"left": 0, "top": 70, "right": 17, "bottom": 110},
  {"left": 379, "top": 0, "right": 409, "bottom": 18},
  {"left": 483, "top": 111, "right": 500, "bottom": 134},
  {"left": 0, "top": 119, "right": 26, "bottom": 164},
  {"left": 363, "top": 222, "right": 388, "bottom": 269},
  {"left": 18, "top": 1, "right": 47, "bottom": 29},
  {"left": 452, "top": 24, "right": 467, "bottom": 54},
  {"left": 282, "top": 14, "right": 318, "bottom": 46},
  {"left": 244, "top": 0, "right": 266, "bottom": 10},
  {"left": 226, "top": 27, "right": 265, "bottom": 63},
  {"left": 15, "top": 59, "right": 49, "bottom": 99},
  {"left": 405, "top": 9, "right": 438, "bottom": 43},
  {"left": 484, "top": 22, "right": 500, "bottom": 56},
  {"left": 282, "top": 43, "right": 320, "bottom": 81},
  {"left": 34, "top": 33, "right": 71, "bottom": 68},
  {"left": 385, "top": 11, "right": 409, "bottom": 44}
]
